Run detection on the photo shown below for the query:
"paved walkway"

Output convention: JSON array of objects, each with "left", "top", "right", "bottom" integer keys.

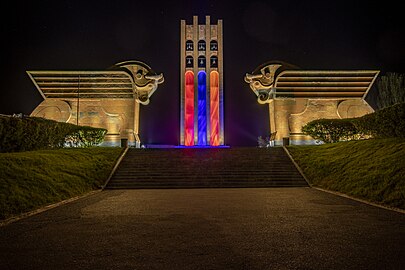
[{"left": 1, "top": 188, "right": 404, "bottom": 269}]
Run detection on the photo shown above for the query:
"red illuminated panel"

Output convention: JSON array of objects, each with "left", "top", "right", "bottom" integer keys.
[
  {"left": 210, "top": 71, "right": 220, "bottom": 146},
  {"left": 185, "top": 71, "right": 195, "bottom": 146}
]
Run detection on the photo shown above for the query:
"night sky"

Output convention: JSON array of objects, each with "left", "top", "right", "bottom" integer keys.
[{"left": 1, "top": 0, "right": 404, "bottom": 146}]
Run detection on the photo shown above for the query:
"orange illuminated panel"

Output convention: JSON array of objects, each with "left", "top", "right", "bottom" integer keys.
[
  {"left": 210, "top": 71, "right": 220, "bottom": 146},
  {"left": 185, "top": 71, "right": 195, "bottom": 146}
]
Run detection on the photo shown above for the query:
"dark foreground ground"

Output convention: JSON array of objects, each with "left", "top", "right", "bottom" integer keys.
[{"left": 1, "top": 188, "right": 404, "bottom": 270}]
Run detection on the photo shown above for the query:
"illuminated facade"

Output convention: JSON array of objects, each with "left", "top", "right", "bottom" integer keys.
[
  {"left": 180, "top": 16, "right": 224, "bottom": 146},
  {"left": 28, "top": 61, "right": 164, "bottom": 147},
  {"left": 245, "top": 62, "right": 379, "bottom": 145}
]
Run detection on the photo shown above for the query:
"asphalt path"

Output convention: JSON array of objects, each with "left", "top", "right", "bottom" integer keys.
[{"left": 1, "top": 188, "right": 404, "bottom": 269}]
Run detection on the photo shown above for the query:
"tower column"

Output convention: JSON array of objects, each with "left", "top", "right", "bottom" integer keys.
[
  {"left": 193, "top": 15, "right": 198, "bottom": 145},
  {"left": 205, "top": 15, "right": 211, "bottom": 144},
  {"left": 218, "top": 19, "right": 224, "bottom": 145},
  {"left": 180, "top": 20, "right": 186, "bottom": 145}
]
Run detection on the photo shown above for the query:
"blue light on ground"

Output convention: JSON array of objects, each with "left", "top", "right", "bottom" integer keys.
[
  {"left": 144, "top": 144, "right": 230, "bottom": 149},
  {"left": 175, "top": 145, "right": 230, "bottom": 149}
]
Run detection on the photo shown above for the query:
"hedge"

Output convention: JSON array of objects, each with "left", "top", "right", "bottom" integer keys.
[
  {"left": 302, "top": 118, "right": 360, "bottom": 143},
  {"left": 302, "top": 102, "right": 405, "bottom": 143},
  {"left": 355, "top": 102, "right": 405, "bottom": 138},
  {"left": 0, "top": 116, "right": 107, "bottom": 152}
]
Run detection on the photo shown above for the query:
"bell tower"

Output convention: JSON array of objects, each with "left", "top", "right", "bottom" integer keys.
[{"left": 180, "top": 15, "right": 224, "bottom": 146}]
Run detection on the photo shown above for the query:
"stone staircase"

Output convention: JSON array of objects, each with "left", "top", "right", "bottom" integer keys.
[{"left": 105, "top": 147, "right": 308, "bottom": 189}]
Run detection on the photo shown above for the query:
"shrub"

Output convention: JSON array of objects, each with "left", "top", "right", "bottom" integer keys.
[
  {"left": 302, "top": 118, "right": 360, "bottom": 143},
  {"left": 302, "top": 102, "right": 405, "bottom": 143},
  {"left": 0, "top": 116, "right": 107, "bottom": 152},
  {"left": 65, "top": 127, "right": 107, "bottom": 147},
  {"left": 354, "top": 102, "right": 405, "bottom": 138}
]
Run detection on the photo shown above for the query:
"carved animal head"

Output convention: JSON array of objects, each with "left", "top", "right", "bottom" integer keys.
[
  {"left": 245, "top": 64, "right": 281, "bottom": 90},
  {"left": 114, "top": 61, "right": 164, "bottom": 105},
  {"left": 244, "top": 64, "right": 281, "bottom": 104}
]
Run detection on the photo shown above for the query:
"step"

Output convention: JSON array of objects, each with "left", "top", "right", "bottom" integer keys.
[
  {"left": 105, "top": 182, "right": 308, "bottom": 189},
  {"left": 106, "top": 147, "right": 308, "bottom": 189}
]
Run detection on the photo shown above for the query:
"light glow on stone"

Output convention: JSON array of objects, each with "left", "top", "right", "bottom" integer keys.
[
  {"left": 185, "top": 71, "right": 195, "bottom": 146},
  {"left": 197, "top": 71, "right": 207, "bottom": 145},
  {"left": 210, "top": 71, "right": 220, "bottom": 146}
]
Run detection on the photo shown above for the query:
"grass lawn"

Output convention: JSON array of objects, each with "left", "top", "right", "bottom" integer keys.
[
  {"left": 288, "top": 138, "right": 405, "bottom": 210},
  {"left": 0, "top": 147, "right": 123, "bottom": 220}
]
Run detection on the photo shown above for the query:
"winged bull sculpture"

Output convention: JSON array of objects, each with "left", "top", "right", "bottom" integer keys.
[
  {"left": 244, "top": 61, "right": 379, "bottom": 145},
  {"left": 27, "top": 60, "right": 164, "bottom": 147}
]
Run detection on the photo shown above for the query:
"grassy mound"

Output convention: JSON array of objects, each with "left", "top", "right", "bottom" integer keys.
[
  {"left": 0, "top": 147, "right": 122, "bottom": 220},
  {"left": 288, "top": 138, "right": 405, "bottom": 210}
]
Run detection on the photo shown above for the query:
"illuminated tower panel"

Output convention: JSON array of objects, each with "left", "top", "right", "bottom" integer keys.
[
  {"left": 210, "top": 71, "right": 220, "bottom": 146},
  {"left": 185, "top": 71, "right": 195, "bottom": 146},
  {"left": 180, "top": 15, "right": 224, "bottom": 146},
  {"left": 197, "top": 71, "right": 207, "bottom": 145}
]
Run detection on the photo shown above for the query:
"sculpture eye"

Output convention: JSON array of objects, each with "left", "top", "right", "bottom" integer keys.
[
  {"left": 138, "top": 94, "right": 149, "bottom": 103},
  {"left": 136, "top": 70, "right": 143, "bottom": 79}
]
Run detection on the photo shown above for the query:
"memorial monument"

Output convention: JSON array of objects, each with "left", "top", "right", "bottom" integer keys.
[
  {"left": 27, "top": 16, "right": 381, "bottom": 147},
  {"left": 28, "top": 60, "right": 164, "bottom": 147},
  {"left": 245, "top": 61, "right": 379, "bottom": 145},
  {"left": 180, "top": 16, "right": 224, "bottom": 146}
]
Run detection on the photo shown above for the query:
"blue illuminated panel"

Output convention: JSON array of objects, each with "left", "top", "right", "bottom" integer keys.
[{"left": 197, "top": 71, "right": 207, "bottom": 145}]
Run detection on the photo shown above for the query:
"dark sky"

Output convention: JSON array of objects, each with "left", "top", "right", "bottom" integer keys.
[{"left": 1, "top": 0, "right": 404, "bottom": 146}]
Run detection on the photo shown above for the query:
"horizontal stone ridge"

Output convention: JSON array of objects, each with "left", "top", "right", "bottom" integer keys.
[{"left": 106, "top": 147, "right": 308, "bottom": 189}]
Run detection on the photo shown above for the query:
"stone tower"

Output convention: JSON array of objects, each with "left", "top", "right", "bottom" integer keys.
[{"left": 180, "top": 16, "right": 224, "bottom": 146}]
